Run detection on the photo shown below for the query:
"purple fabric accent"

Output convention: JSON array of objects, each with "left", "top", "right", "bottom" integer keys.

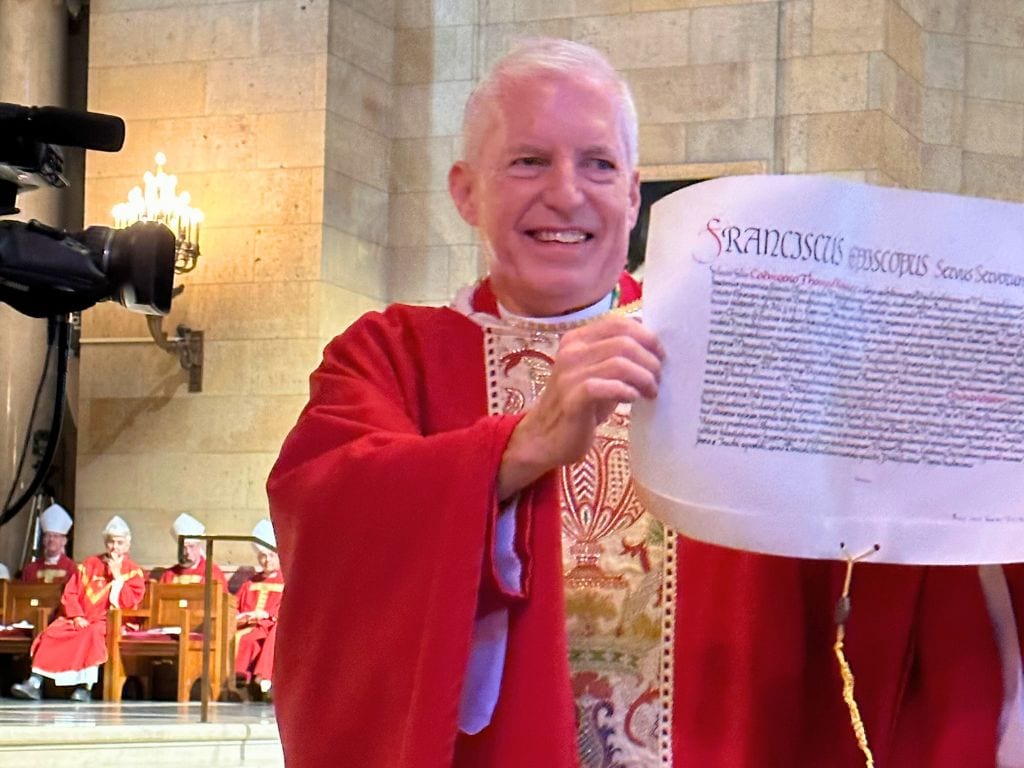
[{"left": 458, "top": 608, "right": 509, "bottom": 734}]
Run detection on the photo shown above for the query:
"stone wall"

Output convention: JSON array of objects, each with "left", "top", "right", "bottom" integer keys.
[
  {"left": 781, "top": 0, "right": 1024, "bottom": 194},
  {"left": 79, "top": 0, "right": 382, "bottom": 566},
  {"left": 75, "top": 0, "right": 1024, "bottom": 565}
]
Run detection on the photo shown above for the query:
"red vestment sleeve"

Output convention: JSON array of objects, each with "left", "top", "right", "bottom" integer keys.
[
  {"left": 58, "top": 564, "right": 87, "bottom": 620},
  {"left": 1006, "top": 563, "right": 1024, "bottom": 659},
  {"left": 117, "top": 563, "right": 146, "bottom": 609},
  {"left": 267, "top": 306, "right": 577, "bottom": 768}
]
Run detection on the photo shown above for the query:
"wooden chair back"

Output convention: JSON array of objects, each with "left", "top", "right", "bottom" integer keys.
[
  {"left": 1, "top": 582, "right": 63, "bottom": 630},
  {"left": 148, "top": 582, "right": 214, "bottom": 633},
  {"left": 0, "top": 581, "right": 63, "bottom": 660},
  {"left": 105, "top": 580, "right": 230, "bottom": 703}
]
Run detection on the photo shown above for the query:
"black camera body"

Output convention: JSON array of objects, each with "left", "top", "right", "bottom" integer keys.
[{"left": 0, "top": 102, "right": 176, "bottom": 318}]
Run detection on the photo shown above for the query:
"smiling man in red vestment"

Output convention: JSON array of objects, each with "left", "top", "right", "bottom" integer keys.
[
  {"left": 20, "top": 502, "right": 76, "bottom": 585},
  {"left": 10, "top": 515, "right": 145, "bottom": 702},
  {"left": 268, "top": 37, "right": 1024, "bottom": 768}
]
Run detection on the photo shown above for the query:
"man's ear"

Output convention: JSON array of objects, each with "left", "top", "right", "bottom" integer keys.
[
  {"left": 627, "top": 169, "right": 641, "bottom": 229},
  {"left": 448, "top": 161, "right": 478, "bottom": 226}
]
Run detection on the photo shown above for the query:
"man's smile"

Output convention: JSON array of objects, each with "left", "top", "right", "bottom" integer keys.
[{"left": 525, "top": 228, "right": 593, "bottom": 244}]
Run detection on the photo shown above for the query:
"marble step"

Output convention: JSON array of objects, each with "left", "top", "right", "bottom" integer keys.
[{"left": 0, "top": 701, "right": 283, "bottom": 767}]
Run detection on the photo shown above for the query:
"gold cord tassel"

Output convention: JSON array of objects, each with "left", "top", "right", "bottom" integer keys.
[{"left": 833, "top": 544, "right": 880, "bottom": 768}]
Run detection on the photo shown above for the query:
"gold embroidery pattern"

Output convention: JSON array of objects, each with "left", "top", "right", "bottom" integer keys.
[
  {"left": 658, "top": 526, "right": 677, "bottom": 766},
  {"left": 38, "top": 568, "right": 68, "bottom": 584},
  {"left": 81, "top": 563, "right": 112, "bottom": 605},
  {"left": 561, "top": 408, "right": 645, "bottom": 590},
  {"left": 83, "top": 565, "right": 143, "bottom": 605},
  {"left": 482, "top": 314, "right": 672, "bottom": 768},
  {"left": 250, "top": 582, "right": 284, "bottom": 613}
]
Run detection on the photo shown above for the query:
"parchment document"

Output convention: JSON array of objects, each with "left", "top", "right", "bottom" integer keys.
[{"left": 631, "top": 174, "right": 1024, "bottom": 565}]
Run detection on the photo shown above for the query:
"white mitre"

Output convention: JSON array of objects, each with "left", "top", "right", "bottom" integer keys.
[
  {"left": 171, "top": 512, "right": 205, "bottom": 542},
  {"left": 251, "top": 518, "right": 276, "bottom": 553},
  {"left": 40, "top": 503, "right": 73, "bottom": 535},
  {"left": 103, "top": 515, "right": 131, "bottom": 538}
]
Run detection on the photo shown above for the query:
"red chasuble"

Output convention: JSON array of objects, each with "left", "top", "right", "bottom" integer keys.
[
  {"left": 31, "top": 554, "right": 145, "bottom": 676},
  {"left": 21, "top": 553, "right": 76, "bottom": 585},
  {"left": 159, "top": 558, "right": 227, "bottom": 589},
  {"left": 234, "top": 570, "right": 284, "bottom": 682},
  {"left": 268, "top": 277, "right": 1019, "bottom": 768},
  {"left": 269, "top": 294, "right": 574, "bottom": 768}
]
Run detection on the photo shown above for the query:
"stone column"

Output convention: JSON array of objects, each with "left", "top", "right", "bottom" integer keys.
[{"left": 0, "top": 0, "right": 69, "bottom": 571}]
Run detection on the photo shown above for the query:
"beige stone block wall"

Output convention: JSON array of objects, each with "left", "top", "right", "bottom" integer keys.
[
  {"left": 322, "top": 0, "right": 394, "bottom": 339},
  {"left": 388, "top": 0, "right": 476, "bottom": 305},
  {"left": 920, "top": 142, "right": 962, "bottom": 192},
  {"left": 780, "top": 0, "right": 928, "bottom": 186},
  {"left": 870, "top": 52, "right": 923, "bottom": 137},
  {"left": 79, "top": 0, "right": 348, "bottom": 567},
  {"left": 632, "top": 0, "right": 775, "bottom": 9},
  {"left": 886, "top": 1, "right": 924, "bottom": 81},
  {"left": 686, "top": 119, "right": 775, "bottom": 164},
  {"left": 924, "top": 31, "right": 964, "bottom": 90},
  {"left": 966, "top": 43, "right": 1024, "bottom": 102},
  {"left": 804, "top": 111, "right": 882, "bottom": 172},
  {"left": 391, "top": 136, "right": 459, "bottom": 193},
  {"left": 949, "top": 1, "right": 1024, "bottom": 201},
  {"left": 688, "top": 4, "right": 778, "bottom": 64},
  {"left": 321, "top": 227, "right": 387, "bottom": 302},
  {"left": 638, "top": 123, "right": 688, "bottom": 166},
  {"left": 782, "top": 54, "right": 871, "bottom": 114},
  {"left": 575, "top": 10, "right": 690, "bottom": 69},
  {"left": 963, "top": 151, "right": 1024, "bottom": 202},
  {"left": 968, "top": 0, "right": 1024, "bottom": 48},
  {"left": 963, "top": 98, "right": 1024, "bottom": 156},
  {"left": 811, "top": 0, "right": 886, "bottom": 54},
  {"left": 782, "top": 0, "right": 814, "bottom": 58},
  {"left": 396, "top": 26, "right": 476, "bottom": 83}
]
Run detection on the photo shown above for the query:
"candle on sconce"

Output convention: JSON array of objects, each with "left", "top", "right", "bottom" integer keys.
[{"left": 111, "top": 152, "right": 204, "bottom": 273}]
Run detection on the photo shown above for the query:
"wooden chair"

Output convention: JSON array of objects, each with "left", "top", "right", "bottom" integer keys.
[
  {"left": 0, "top": 581, "right": 63, "bottom": 656},
  {"left": 218, "top": 589, "right": 239, "bottom": 696},
  {"left": 104, "top": 581, "right": 230, "bottom": 702}
]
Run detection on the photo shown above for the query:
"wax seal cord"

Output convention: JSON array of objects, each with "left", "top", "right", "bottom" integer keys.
[{"left": 834, "top": 542, "right": 881, "bottom": 768}]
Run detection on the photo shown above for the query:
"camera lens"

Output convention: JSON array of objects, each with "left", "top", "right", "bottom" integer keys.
[{"left": 76, "top": 221, "right": 175, "bottom": 315}]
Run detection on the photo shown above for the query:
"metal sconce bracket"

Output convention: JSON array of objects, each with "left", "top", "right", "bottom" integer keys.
[
  {"left": 109, "top": 152, "right": 206, "bottom": 393},
  {"left": 147, "top": 315, "right": 204, "bottom": 393}
]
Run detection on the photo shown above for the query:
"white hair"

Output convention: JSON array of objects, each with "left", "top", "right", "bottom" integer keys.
[{"left": 461, "top": 37, "right": 639, "bottom": 169}]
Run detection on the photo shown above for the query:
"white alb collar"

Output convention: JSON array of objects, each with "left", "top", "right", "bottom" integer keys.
[{"left": 497, "top": 291, "right": 615, "bottom": 326}]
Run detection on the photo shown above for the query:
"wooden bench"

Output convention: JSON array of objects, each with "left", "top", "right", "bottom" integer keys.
[
  {"left": 0, "top": 581, "right": 63, "bottom": 655},
  {"left": 104, "top": 581, "right": 235, "bottom": 702}
]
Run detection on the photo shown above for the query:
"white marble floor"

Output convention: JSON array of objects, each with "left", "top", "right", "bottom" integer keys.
[
  {"left": 0, "top": 698, "right": 278, "bottom": 726},
  {"left": 0, "top": 701, "right": 283, "bottom": 767}
]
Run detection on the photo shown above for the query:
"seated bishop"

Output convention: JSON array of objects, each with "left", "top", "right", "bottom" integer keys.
[
  {"left": 21, "top": 503, "right": 76, "bottom": 585},
  {"left": 235, "top": 519, "right": 284, "bottom": 701},
  {"left": 159, "top": 512, "right": 226, "bottom": 590},
  {"left": 10, "top": 515, "right": 145, "bottom": 702}
]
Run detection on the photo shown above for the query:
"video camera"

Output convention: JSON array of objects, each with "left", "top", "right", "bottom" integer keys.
[{"left": 0, "top": 101, "right": 175, "bottom": 318}]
